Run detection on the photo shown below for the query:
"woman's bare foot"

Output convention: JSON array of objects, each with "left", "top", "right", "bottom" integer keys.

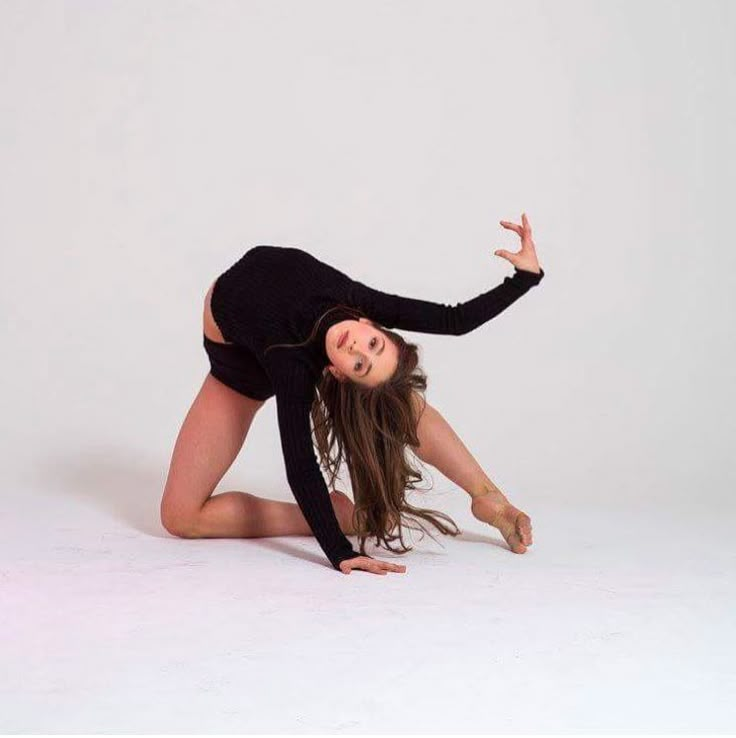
[
  {"left": 492, "top": 505, "right": 533, "bottom": 553},
  {"left": 330, "top": 489, "right": 356, "bottom": 534},
  {"left": 471, "top": 492, "right": 533, "bottom": 553}
]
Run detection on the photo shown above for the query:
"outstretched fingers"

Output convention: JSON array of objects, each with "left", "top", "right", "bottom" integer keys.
[
  {"left": 340, "top": 556, "right": 407, "bottom": 575},
  {"left": 499, "top": 218, "right": 522, "bottom": 235},
  {"left": 500, "top": 212, "right": 532, "bottom": 239}
]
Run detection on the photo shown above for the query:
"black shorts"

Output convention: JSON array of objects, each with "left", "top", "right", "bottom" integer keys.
[{"left": 202, "top": 335, "right": 275, "bottom": 401}]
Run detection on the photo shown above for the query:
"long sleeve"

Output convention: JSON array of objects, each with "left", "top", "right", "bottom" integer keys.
[
  {"left": 347, "top": 266, "right": 545, "bottom": 336},
  {"left": 273, "top": 376, "right": 362, "bottom": 570}
]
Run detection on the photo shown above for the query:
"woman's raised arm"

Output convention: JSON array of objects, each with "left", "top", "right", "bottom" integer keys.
[
  {"left": 347, "top": 266, "right": 544, "bottom": 336},
  {"left": 346, "top": 213, "right": 544, "bottom": 336}
]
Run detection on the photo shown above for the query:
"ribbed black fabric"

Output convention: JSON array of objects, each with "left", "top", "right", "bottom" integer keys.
[{"left": 211, "top": 245, "right": 545, "bottom": 570}]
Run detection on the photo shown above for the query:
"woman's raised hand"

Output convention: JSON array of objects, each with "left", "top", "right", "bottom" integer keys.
[
  {"left": 339, "top": 555, "right": 407, "bottom": 575},
  {"left": 494, "top": 212, "right": 542, "bottom": 275}
]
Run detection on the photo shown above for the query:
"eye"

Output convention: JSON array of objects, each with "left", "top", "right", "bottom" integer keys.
[{"left": 353, "top": 336, "right": 378, "bottom": 373}]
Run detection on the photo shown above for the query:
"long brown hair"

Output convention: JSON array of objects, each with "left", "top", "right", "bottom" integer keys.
[{"left": 270, "top": 303, "right": 461, "bottom": 557}]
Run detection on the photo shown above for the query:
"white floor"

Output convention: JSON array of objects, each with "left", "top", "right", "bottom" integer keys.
[
  {"left": 3, "top": 0, "right": 734, "bottom": 732},
  {"left": 2, "top": 481, "right": 733, "bottom": 733}
]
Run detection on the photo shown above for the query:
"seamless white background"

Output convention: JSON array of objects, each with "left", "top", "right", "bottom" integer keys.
[{"left": 1, "top": 0, "right": 734, "bottom": 733}]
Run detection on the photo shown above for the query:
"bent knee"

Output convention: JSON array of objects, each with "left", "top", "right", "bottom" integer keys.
[{"left": 160, "top": 510, "right": 202, "bottom": 539}]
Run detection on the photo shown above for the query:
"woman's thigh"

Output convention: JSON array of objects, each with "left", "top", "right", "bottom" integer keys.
[{"left": 160, "top": 372, "right": 265, "bottom": 535}]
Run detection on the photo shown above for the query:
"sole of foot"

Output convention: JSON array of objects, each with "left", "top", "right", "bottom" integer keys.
[{"left": 495, "top": 507, "right": 533, "bottom": 553}]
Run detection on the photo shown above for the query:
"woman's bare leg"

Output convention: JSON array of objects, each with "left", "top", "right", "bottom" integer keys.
[
  {"left": 410, "top": 396, "right": 533, "bottom": 552},
  {"left": 193, "top": 489, "right": 355, "bottom": 538},
  {"left": 163, "top": 282, "right": 356, "bottom": 542},
  {"left": 161, "top": 373, "right": 355, "bottom": 540}
]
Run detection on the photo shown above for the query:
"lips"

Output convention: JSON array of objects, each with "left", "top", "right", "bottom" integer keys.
[{"left": 337, "top": 329, "right": 348, "bottom": 349}]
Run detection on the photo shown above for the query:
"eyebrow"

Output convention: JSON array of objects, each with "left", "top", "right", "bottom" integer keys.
[{"left": 363, "top": 337, "right": 386, "bottom": 377}]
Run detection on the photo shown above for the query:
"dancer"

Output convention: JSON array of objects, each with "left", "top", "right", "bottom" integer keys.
[{"left": 161, "top": 213, "right": 545, "bottom": 575}]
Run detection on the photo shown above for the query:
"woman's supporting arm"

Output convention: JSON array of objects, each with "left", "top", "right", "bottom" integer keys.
[{"left": 274, "top": 385, "right": 362, "bottom": 570}]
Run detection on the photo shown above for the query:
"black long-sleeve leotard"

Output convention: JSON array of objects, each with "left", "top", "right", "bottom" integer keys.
[{"left": 211, "top": 245, "right": 545, "bottom": 570}]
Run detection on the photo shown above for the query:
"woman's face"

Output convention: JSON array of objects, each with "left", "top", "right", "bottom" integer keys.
[{"left": 325, "top": 317, "right": 399, "bottom": 387}]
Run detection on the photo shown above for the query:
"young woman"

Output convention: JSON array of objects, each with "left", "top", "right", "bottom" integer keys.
[{"left": 161, "top": 213, "right": 545, "bottom": 576}]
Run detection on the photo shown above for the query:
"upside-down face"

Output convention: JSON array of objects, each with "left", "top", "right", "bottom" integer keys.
[{"left": 324, "top": 317, "right": 399, "bottom": 387}]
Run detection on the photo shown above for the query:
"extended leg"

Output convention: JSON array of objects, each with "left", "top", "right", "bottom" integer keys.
[
  {"left": 410, "top": 395, "right": 533, "bottom": 552},
  {"left": 410, "top": 396, "right": 502, "bottom": 500}
]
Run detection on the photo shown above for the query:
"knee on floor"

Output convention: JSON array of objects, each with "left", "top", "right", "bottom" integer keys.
[{"left": 160, "top": 509, "right": 203, "bottom": 539}]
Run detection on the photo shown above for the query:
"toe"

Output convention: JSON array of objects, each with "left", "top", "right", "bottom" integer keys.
[
  {"left": 509, "top": 534, "right": 528, "bottom": 553},
  {"left": 516, "top": 513, "right": 533, "bottom": 545}
]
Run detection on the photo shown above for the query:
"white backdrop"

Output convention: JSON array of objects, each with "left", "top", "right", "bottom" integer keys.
[{"left": 2, "top": 0, "right": 734, "bottom": 733}]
